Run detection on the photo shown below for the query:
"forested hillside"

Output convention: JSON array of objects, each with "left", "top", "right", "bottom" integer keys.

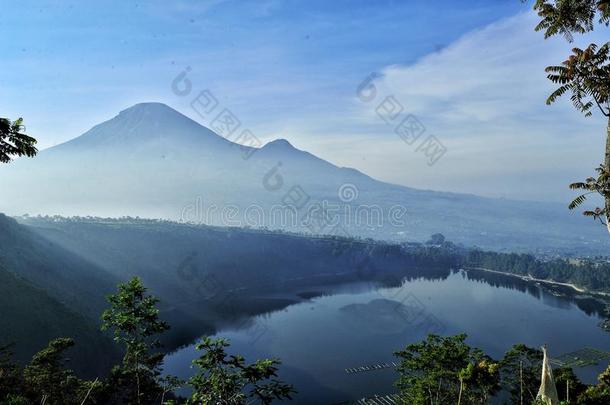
[
  {"left": 466, "top": 250, "right": 610, "bottom": 293},
  {"left": 20, "top": 217, "right": 456, "bottom": 314},
  {"left": 0, "top": 214, "right": 119, "bottom": 319},
  {"left": 0, "top": 265, "right": 119, "bottom": 377}
]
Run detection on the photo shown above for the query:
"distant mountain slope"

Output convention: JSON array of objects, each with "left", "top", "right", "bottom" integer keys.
[{"left": 1, "top": 102, "right": 608, "bottom": 254}]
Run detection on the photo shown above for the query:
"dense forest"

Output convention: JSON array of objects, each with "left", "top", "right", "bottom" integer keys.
[{"left": 463, "top": 250, "right": 610, "bottom": 293}]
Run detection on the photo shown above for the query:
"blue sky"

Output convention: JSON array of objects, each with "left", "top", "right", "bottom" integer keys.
[{"left": 1, "top": 0, "right": 607, "bottom": 201}]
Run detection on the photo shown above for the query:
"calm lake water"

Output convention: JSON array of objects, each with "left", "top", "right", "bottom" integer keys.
[{"left": 164, "top": 269, "right": 610, "bottom": 404}]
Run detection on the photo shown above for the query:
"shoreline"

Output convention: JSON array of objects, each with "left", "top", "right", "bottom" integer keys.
[{"left": 463, "top": 266, "right": 610, "bottom": 297}]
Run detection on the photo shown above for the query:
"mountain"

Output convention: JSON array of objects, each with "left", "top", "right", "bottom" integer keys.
[
  {"left": 0, "top": 215, "right": 120, "bottom": 376},
  {"left": 1, "top": 102, "right": 608, "bottom": 254},
  {"left": 0, "top": 214, "right": 118, "bottom": 319}
]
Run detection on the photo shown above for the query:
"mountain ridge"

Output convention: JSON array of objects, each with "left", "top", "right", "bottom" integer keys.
[{"left": 1, "top": 102, "right": 608, "bottom": 254}]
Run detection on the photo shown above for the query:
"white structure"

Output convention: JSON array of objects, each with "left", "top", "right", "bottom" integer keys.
[{"left": 537, "top": 345, "right": 559, "bottom": 405}]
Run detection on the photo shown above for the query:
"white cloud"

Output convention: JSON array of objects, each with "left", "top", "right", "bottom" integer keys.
[{"left": 338, "top": 11, "right": 609, "bottom": 202}]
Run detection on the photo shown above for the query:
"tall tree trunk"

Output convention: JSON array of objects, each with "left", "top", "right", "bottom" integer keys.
[
  {"left": 457, "top": 377, "right": 463, "bottom": 405},
  {"left": 605, "top": 118, "right": 610, "bottom": 235},
  {"left": 135, "top": 353, "right": 141, "bottom": 405},
  {"left": 436, "top": 377, "right": 442, "bottom": 404},
  {"left": 520, "top": 360, "right": 523, "bottom": 405}
]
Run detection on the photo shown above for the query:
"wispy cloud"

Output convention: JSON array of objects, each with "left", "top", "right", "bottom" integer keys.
[{"left": 340, "top": 12, "right": 608, "bottom": 202}]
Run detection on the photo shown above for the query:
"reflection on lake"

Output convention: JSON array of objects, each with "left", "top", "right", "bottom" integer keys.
[{"left": 164, "top": 269, "right": 610, "bottom": 404}]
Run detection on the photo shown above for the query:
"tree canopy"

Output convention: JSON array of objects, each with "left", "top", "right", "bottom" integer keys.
[
  {"left": 527, "top": 0, "right": 610, "bottom": 231},
  {"left": 0, "top": 278, "right": 294, "bottom": 404},
  {"left": 187, "top": 337, "right": 295, "bottom": 405},
  {"left": 0, "top": 118, "right": 37, "bottom": 164}
]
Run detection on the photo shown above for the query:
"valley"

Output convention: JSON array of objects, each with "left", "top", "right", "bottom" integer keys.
[{"left": 3, "top": 214, "right": 610, "bottom": 384}]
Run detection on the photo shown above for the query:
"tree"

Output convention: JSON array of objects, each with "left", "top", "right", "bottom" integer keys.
[
  {"left": 187, "top": 337, "right": 295, "bottom": 405},
  {"left": 394, "top": 334, "right": 474, "bottom": 405},
  {"left": 578, "top": 365, "right": 610, "bottom": 404},
  {"left": 159, "top": 375, "right": 184, "bottom": 405},
  {"left": 426, "top": 233, "right": 446, "bottom": 246},
  {"left": 498, "top": 344, "right": 543, "bottom": 405},
  {"left": 0, "top": 118, "right": 37, "bottom": 163},
  {"left": 527, "top": 1, "right": 610, "bottom": 233},
  {"left": 22, "top": 338, "right": 83, "bottom": 405},
  {"left": 101, "top": 277, "right": 170, "bottom": 405},
  {"left": 553, "top": 366, "right": 586, "bottom": 404},
  {"left": 0, "top": 344, "right": 24, "bottom": 401},
  {"left": 457, "top": 349, "right": 500, "bottom": 404}
]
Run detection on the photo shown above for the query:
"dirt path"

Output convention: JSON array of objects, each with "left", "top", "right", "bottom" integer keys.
[{"left": 464, "top": 266, "right": 591, "bottom": 294}]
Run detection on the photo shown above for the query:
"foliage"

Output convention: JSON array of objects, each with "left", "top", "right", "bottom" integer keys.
[
  {"left": 465, "top": 249, "right": 610, "bottom": 292},
  {"left": 579, "top": 365, "right": 610, "bottom": 404},
  {"left": 394, "top": 334, "right": 477, "bottom": 404},
  {"left": 569, "top": 164, "right": 610, "bottom": 226},
  {"left": 458, "top": 350, "right": 500, "bottom": 404},
  {"left": 528, "top": 0, "right": 610, "bottom": 229},
  {"left": 101, "top": 277, "right": 170, "bottom": 404},
  {"left": 187, "top": 337, "right": 295, "bottom": 405},
  {"left": 532, "top": 0, "right": 610, "bottom": 41},
  {"left": 426, "top": 233, "right": 446, "bottom": 245},
  {"left": 498, "top": 344, "right": 543, "bottom": 404},
  {"left": 554, "top": 366, "right": 587, "bottom": 403},
  {"left": 394, "top": 336, "right": 543, "bottom": 405},
  {"left": 0, "top": 345, "right": 23, "bottom": 400},
  {"left": 396, "top": 334, "right": 610, "bottom": 404},
  {"left": 0, "top": 278, "right": 293, "bottom": 404},
  {"left": 160, "top": 375, "right": 184, "bottom": 404},
  {"left": 22, "top": 338, "right": 83, "bottom": 405},
  {"left": 0, "top": 118, "right": 37, "bottom": 164},
  {"left": 545, "top": 43, "right": 610, "bottom": 118}
]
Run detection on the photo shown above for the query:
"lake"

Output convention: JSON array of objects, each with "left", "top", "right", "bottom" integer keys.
[{"left": 163, "top": 269, "right": 610, "bottom": 404}]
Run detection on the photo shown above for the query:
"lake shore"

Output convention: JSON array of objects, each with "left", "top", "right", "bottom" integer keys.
[{"left": 463, "top": 266, "right": 610, "bottom": 297}]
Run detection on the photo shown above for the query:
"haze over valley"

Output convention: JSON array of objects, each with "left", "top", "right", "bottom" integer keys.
[{"left": 2, "top": 102, "right": 608, "bottom": 255}]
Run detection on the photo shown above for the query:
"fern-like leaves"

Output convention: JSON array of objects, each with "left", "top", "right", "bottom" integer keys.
[{"left": 569, "top": 165, "right": 610, "bottom": 225}]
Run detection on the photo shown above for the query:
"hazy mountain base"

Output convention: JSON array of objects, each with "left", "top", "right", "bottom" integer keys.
[{"left": 0, "top": 103, "right": 607, "bottom": 255}]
